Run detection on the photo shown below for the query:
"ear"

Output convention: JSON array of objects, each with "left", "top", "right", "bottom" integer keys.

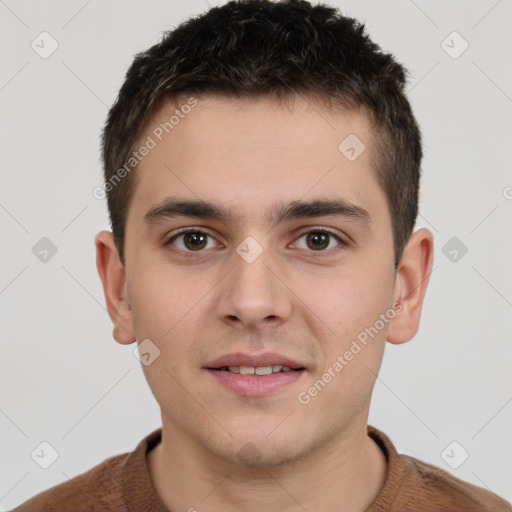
[
  {"left": 386, "top": 228, "right": 434, "bottom": 344},
  {"left": 94, "top": 230, "right": 136, "bottom": 345}
]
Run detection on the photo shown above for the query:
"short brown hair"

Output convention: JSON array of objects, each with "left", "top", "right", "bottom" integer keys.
[{"left": 101, "top": 0, "right": 422, "bottom": 268}]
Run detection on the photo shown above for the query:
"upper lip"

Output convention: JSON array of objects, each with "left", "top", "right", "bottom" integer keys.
[{"left": 205, "top": 352, "right": 305, "bottom": 369}]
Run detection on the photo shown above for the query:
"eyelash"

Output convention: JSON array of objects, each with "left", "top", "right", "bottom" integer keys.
[{"left": 164, "top": 227, "right": 347, "bottom": 259}]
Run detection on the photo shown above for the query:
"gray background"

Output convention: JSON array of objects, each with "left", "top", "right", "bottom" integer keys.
[{"left": 1, "top": 0, "right": 511, "bottom": 508}]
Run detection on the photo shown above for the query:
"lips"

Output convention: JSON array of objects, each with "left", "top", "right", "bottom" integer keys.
[{"left": 205, "top": 351, "right": 305, "bottom": 370}]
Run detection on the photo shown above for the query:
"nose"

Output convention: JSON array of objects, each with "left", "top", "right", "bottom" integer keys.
[{"left": 216, "top": 246, "right": 292, "bottom": 333}]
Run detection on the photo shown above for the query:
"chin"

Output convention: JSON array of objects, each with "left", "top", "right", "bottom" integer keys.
[
  {"left": 206, "top": 429, "right": 311, "bottom": 469},
  {"left": 226, "top": 444, "right": 306, "bottom": 469}
]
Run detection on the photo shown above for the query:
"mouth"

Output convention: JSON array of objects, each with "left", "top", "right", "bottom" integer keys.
[
  {"left": 204, "top": 351, "right": 306, "bottom": 371},
  {"left": 209, "top": 365, "right": 305, "bottom": 375},
  {"left": 203, "top": 353, "right": 307, "bottom": 397}
]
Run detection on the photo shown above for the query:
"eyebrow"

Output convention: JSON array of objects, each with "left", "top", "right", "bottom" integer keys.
[{"left": 143, "top": 197, "right": 371, "bottom": 229}]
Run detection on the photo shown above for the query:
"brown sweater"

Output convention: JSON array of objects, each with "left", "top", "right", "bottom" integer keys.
[{"left": 12, "top": 425, "right": 511, "bottom": 512}]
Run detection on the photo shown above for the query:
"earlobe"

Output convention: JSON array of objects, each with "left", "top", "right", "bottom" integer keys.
[
  {"left": 386, "top": 228, "right": 434, "bottom": 345},
  {"left": 94, "top": 230, "right": 136, "bottom": 345}
]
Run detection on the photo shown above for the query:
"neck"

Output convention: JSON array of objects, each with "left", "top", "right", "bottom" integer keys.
[{"left": 147, "top": 420, "right": 387, "bottom": 512}]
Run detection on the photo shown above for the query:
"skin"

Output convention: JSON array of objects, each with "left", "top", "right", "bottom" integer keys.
[{"left": 95, "top": 94, "right": 434, "bottom": 512}]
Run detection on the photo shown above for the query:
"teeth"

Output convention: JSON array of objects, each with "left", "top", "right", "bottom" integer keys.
[
  {"left": 220, "top": 365, "right": 297, "bottom": 374},
  {"left": 255, "top": 366, "right": 272, "bottom": 375}
]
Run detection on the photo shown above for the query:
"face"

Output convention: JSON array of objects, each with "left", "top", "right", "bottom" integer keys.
[{"left": 120, "top": 95, "right": 399, "bottom": 465}]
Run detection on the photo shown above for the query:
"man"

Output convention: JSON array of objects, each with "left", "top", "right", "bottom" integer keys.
[{"left": 13, "top": 0, "right": 511, "bottom": 510}]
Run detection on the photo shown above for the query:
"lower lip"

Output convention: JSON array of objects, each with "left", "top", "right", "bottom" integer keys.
[{"left": 205, "top": 369, "right": 305, "bottom": 397}]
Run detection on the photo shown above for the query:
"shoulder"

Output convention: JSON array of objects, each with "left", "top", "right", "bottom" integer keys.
[
  {"left": 402, "top": 454, "right": 512, "bottom": 512},
  {"left": 367, "top": 426, "right": 511, "bottom": 512},
  {"left": 11, "top": 452, "right": 130, "bottom": 512}
]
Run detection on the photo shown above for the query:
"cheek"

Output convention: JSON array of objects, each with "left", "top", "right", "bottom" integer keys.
[
  {"left": 300, "top": 265, "right": 394, "bottom": 341},
  {"left": 129, "top": 270, "right": 200, "bottom": 409},
  {"left": 128, "top": 264, "right": 212, "bottom": 340},
  {"left": 127, "top": 266, "right": 216, "bottom": 388},
  {"left": 297, "top": 265, "right": 393, "bottom": 404},
  {"left": 297, "top": 280, "right": 390, "bottom": 422}
]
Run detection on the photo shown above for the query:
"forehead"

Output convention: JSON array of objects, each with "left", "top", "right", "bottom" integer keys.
[
  {"left": 143, "top": 93, "right": 374, "bottom": 159},
  {"left": 127, "top": 94, "right": 386, "bottom": 228}
]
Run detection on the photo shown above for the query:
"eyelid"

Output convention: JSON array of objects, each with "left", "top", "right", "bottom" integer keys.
[
  {"left": 290, "top": 226, "right": 347, "bottom": 252},
  {"left": 293, "top": 226, "right": 345, "bottom": 241},
  {"left": 165, "top": 226, "right": 223, "bottom": 246}
]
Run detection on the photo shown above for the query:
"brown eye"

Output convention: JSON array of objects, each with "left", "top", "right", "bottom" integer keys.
[
  {"left": 294, "top": 229, "right": 344, "bottom": 252},
  {"left": 167, "top": 230, "right": 216, "bottom": 252},
  {"left": 305, "top": 232, "right": 329, "bottom": 250},
  {"left": 182, "top": 232, "right": 208, "bottom": 251}
]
